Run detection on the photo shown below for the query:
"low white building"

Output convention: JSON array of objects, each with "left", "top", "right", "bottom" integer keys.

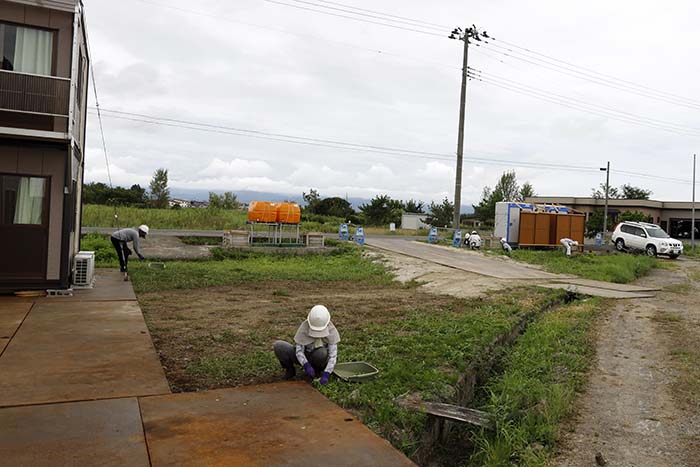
[
  {"left": 401, "top": 213, "right": 430, "bottom": 230},
  {"left": 169, "top": 198, "right": 191, "bottom": 208}
]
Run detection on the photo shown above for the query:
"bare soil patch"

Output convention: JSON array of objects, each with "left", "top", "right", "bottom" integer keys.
[
  {"left": 556, "top": 261, "right": 700, "bottom": 467},
  {"left": 367, "top": 250, "right": 533, "bottom": 299},
  {"left": 138, "top": 280, "right": 460, "bottom": 392}
]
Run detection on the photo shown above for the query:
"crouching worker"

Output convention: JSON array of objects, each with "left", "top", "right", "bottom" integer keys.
[
  {"left": 111, "top": 225, "right": 149, "bottom": 278},
  {"left": 500, "top": 238, "right": 513, "bottom": 254},
  {"left": 274, "top": 305, "right": 340, "bottom": 385},
  {"left": 465, "top": 230, "right": 482, "bottom": 249},
  {"left": 560, "top": 237, "right": 579, "bottom": 257}
]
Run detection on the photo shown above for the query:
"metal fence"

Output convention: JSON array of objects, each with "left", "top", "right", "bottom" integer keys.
[{"left": 0, "top": 70, "right": 70, "bottom": 117}]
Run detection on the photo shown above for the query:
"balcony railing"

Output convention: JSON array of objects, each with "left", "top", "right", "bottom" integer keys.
[{"left": 0, "top": 69, "right": 70, "bottom": 117}]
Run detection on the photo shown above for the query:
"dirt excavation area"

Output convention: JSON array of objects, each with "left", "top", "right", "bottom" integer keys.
[
  {"left": 556, "top": 260, "right": 700, "bottom": 467},
  {"left": 138, "top": 280, "right": 459, "bottom": 392}
]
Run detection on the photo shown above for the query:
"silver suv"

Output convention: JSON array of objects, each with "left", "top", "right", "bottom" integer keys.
[{"left": 611, "top": 221, "right": 683, "bottom": 258}]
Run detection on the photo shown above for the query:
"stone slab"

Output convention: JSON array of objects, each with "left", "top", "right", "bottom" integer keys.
[
  {"left": 140, "top": 382, "right": 416, "bottom": 467},
  {"left": 539, "top": 283, "right": 656, "bottom": 299},
  {"left": 0, "top": 302, "right": 32, "bottom": 355},
  {"left": 0, "top": 300, "right": 170, "bottom": 407},
  {"left": 367, "top": 238, "right": 561, "bottom": 280},
  {"left": 0, "top": 397, "right": 150, "bottom": 466},
  {"left": 551, "top": 278, "right": 661, "bottom": 292},
  {"left": 0, "top": 270, "right": 136, "bottom": 302}
]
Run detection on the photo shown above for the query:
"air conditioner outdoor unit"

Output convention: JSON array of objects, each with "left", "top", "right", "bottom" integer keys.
[{"left": 73, "top": 251, "right": 95, "bottom": 288}]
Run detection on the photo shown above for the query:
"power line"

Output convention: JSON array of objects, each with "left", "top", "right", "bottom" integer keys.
[
  {"left": 261, "top": 0, "right": 445, "bottom": 37},
  {"left": 478, "top": 41, "right": 700, "bottom": 111},
  {"left": 468, "top": 67, "right": 700, "bottom": 134},
  {"left": 492, "top": 37, "right": 700, "bottom": 107},
  {"left": 286, "top": 0, "right": 445, "bottom": 32},
  {"left": 467, "top": 70, "right": 700, "bottom": 138},
  {"left": 129, "top": 0, "right": 457, "bottom": 71},
  {"left": 87, "top": 108, "right": 699, "bottom": 185},
  {"left": 265, "top": 0, "right": 700, "bottom": 111},
  {"left": 314, "top": 0, "right": 449, "bottom": 29},
  {"left": 88, "top": 108, "right": 606, "bottom": 173}
]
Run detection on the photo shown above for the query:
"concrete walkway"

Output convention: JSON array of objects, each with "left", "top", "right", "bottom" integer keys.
[
  {"left": 367, "top": 238, "right": 657, "bottom": 299},
  {"left": 0, "top": 270, "right": 415, "bottom": 466}
]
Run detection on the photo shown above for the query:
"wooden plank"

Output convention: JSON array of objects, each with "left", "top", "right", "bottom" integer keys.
[
  {"left": 398, "top": 398, "right": 495, "bottom": 430},
  {"left": 519, "top": 212, "right": 536, "bottom": 244}
]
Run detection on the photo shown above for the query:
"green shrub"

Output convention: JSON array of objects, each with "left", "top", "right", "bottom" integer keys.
[{"left": 80, "top": 233, "right": 117, "bottom": 266}]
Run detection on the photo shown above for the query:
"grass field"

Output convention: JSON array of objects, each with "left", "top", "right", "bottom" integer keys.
[
  {"left": 82, "top": 204, "right": 426, "bottom": 235},
  {"left": 491, "top": 249, "right": 658, "bottom": 283},
  {"left": 82, "top": 204, "right": 247, "bottom": 230}
]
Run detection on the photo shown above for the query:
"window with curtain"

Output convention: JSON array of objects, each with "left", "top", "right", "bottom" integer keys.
[
  {"left": 0, "top": 175, "right": 47, "bottom": 225},
  {"left": 0, "top": 22, "right": 54, "bottom": 76}
]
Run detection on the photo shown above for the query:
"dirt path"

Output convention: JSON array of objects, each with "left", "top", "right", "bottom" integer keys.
[
  {"left": 365, "top": 250, "right": 534, "bottom": 299},
  {"left": 556, "top": 260, "right": 700, "bottom": 467},
  {"left": 140, "top": 235, "right": 213, "bottom": 260}
]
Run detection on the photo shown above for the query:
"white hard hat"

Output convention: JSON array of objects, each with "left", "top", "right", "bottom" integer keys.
[
  {"left": 500, "top": 238, "right": 507, "bottom": 242},
  {"left": 307, "top": 305, "right": 331, "bottom": 338},
  {"left": 138, "top": 224, "right": 150, "bottom": 236},
  {"left": 471, "top": 231, "right": 477, "bottom": 235}
]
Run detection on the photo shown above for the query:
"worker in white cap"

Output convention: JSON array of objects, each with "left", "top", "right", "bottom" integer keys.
[
  {"left": 560, "top": 237, "right": 579, "bottom": 257},
  {"left": 465, "top": 230, "right": 482, "bottom": 249},
  {"left": 273, "top": 305, "right": 341, "bottom": 385},
  {"left": 500, "top": 238, "right": 512, "bottom": 254},
  {"left": 111, "top": 225, "right": 149, "bottom": 279}
]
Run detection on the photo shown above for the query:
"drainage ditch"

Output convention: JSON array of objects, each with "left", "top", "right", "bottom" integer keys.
[{"left": 404, "top": 290, "right": 583, "bottom": 466}]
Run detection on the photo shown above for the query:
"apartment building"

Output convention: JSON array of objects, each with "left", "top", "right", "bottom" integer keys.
[{"left": 0, "top": 0, "right": 89, "bottom": 290}]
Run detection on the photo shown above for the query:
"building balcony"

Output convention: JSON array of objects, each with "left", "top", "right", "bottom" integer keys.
[{"left": 0, "top": 69, "right": 70, "bottom": 118}]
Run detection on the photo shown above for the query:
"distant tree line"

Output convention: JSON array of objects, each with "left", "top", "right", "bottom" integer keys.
[
  {"left": 302, "top": 188, "right": 459, "bottom": 227},
  {"left": 84, "top": 168, "right": 237, "bottom": 211}
]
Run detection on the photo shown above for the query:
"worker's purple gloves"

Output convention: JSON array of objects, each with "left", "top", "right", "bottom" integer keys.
[
  {"left": 303, "top": 363, "right": 316, "bottom": 378},
  {"left": 138, "top": 254, "right": 145, "bottom": 260},
  {"left": 319, "top": 371, "right": 331, "bottom": 385}
]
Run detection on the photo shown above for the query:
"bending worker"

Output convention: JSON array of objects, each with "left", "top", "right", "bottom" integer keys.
[
  {"left": 111, "top": 225, "right": 149, "bottom": 275},
  {"left": 560, "top": 237, "right": 579, "bottom": 257},
  {"left": 274, "top": 305, "right": 340, "bottom": 385}
]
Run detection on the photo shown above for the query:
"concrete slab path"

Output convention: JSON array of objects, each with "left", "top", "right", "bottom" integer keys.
[
  {"left": 140, "top": 382, "right": 416, "bottom": 467},
  {"left": 0, "top": 300, "right": 170, "bottom": 407},
  {"left": 367, "top": 238, "right": 563, "bottom": 280},
  {"left": 0, "top": 398, "right": 150, "bottom": 466},
  {"left": 366, "top": 238, "right": 657, "bottom": 299},
  {"left": 0, "top": 302, "right": 32, "bottom": 355}
]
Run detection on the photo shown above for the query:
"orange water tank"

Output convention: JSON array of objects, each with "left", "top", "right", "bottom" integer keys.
[
  {"left": 247, "top": 201, "right": 277, "bottom": 223},
  {"left": 276, "top": 202, "right": 301, "bottom": 224}
]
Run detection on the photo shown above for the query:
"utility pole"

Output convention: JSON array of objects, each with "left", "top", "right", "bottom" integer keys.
[
  {"left": 449, "top": 25, "right": 484, "bottom": 230},
  {"left": 601, "top": 162, "right": 610, "bottom": 243},
  {"left": 692, "top": 154, "right": 696, "bottom": 249}
]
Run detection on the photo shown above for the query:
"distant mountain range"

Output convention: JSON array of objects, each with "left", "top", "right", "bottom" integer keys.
[{"left": 169, "top": 187, "right": 474, "bottom": 214}]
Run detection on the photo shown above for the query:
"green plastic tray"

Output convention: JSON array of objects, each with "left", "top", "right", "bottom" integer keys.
[{"left": 333, "top": 361, "right": 379, "bottom": 382}]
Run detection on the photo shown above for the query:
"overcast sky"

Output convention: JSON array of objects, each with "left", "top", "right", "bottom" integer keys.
[{"left": 84, "top": 0, "right": 700, "bottom": 204}]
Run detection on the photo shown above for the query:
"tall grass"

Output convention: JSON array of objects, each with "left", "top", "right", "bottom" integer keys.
[
  {"left": 82, "top": 204, "right": 247, "bottom": 230},
  {"left": 494, "top": 249, "right": 658, "bottom": 284},
  {"left": 83, "top": 204, "right": 426, "bottom": 235},
  {"left": 468, "top": 298, "right": 602, "bottom": 466}
]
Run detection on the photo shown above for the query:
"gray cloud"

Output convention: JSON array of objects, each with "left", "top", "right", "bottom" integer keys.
[{"left": 84, "top": 0, "right": 700, "bottom": 204}]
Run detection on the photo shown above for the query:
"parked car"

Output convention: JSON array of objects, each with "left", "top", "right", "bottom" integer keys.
[{"left": 611, "top": 221, "right": 683, "bottom": 258}]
